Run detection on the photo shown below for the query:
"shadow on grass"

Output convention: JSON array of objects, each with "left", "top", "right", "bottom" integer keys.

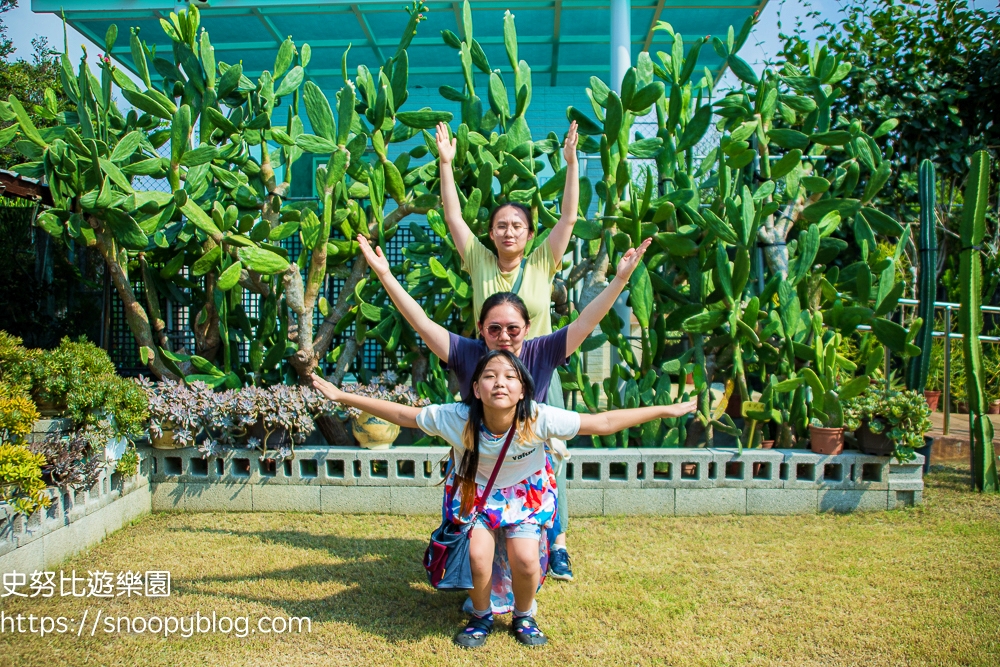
[
  {"left": 926, "top": 463, "right": 973, "bottom": 492},
  {"left": 165, "top": 527, "right": 466, "bottom": 642}
]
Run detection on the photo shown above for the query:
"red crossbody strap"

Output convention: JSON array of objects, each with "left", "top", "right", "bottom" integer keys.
[{"left": 474, "top": 425, "right": 517, "bottom": 513}]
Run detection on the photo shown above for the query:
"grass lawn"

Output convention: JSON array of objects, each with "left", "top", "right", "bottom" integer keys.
[{"left": 2, "top": 463, "right": 998, "bottom": 666}]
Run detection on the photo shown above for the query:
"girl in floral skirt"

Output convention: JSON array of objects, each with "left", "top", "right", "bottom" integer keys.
[{"left": 310, "top": 352, "right": 696, "bottom": 648}]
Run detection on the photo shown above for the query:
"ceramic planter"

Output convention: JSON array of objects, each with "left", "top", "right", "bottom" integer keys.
[
  {"left": 989, "top": 400, "right": 1000, "bottom": 415},
  {"left": 855, "top": 419, "right": 895, "bottom": 456},
  {"left": 150, "top": 427, "right": 184, "bottom": 450},
  {"left": 923, "top": 390, "right": 941, "bottom": 412},
  {"left": 809, "top": 425, "right": 844, "bottom": 455},
  {"left": 352, "top": 411, "right": 400, "bottom": 450},
  {"left": 760, "top": 439, "right": 775, "bottom": 449}
]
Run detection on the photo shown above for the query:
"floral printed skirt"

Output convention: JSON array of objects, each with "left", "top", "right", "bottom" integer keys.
[{"left": 443, "top": 456, "right": 558, "bottom": 614}]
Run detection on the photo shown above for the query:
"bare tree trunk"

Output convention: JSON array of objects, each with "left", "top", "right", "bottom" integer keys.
[{"left": 91, "top": 221, "right": 178, "bottom": 380}]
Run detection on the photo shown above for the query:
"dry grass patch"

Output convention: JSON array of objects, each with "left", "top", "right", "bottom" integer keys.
[{"left": 2, "top": 464, "right": 998, "bottom": 666}]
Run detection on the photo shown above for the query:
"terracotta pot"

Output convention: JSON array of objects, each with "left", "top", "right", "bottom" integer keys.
[
  {"left": 760, "top": 439, "right": 775, "bottom": 449},
  {"left": 855, "top": 419, "right": 895, "bottom": 456},
  {"left": 809, "top": 425, "right": 844, "bottom": 455},
  {"left": 150, "top": 427, "right": 185, "bottom": 450},
  {"left": 923, "top": 390, "right": 941, "bottom": 412},
  {"left": 989, "top": 400, "right": 1000, "bottom": 415},
  {"left": 351, "top": 411, "right": 400, "bottom": 450}
]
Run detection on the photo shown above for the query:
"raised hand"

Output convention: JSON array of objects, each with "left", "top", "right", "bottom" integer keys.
[
  {"left": 615, "top": 238, "right": 652, "bottom": 281},
  {"left": 357, "top": 234, "right": 391, "bottom": 278},
  {"left": 309, "top": 373, "right": 341, "bottom": 402},
  {"left": 562, "top": 120, "right": 579, "bottom": 165},
  {"left": 435, "top": 121, "right": 456, "bottom": 165}
]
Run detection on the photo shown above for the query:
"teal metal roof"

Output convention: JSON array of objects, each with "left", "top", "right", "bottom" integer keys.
[{"left": 34, "top": 0, "right": 766, "bottom": 91}]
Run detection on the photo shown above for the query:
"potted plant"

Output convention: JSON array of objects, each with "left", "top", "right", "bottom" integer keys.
[
  {"left": 923, "top": 338, "right": 943, "bottom": 412},
  {"left": 844, "top": 385, "right": 933, "bottom": 461},
  {"left": 339, "top": 372, "right": 428, "bottom": 450},
  {"left": 803, "top": 327, "right": 870, "bottom": 456},
  {"left": 139, "top": 378, "right": 209, "bottom": 449},
  {"left": 228, "top": 385, "right": 323, "bottom": 460}
]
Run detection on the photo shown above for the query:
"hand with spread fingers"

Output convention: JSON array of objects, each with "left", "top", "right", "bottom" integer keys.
[{"left": 435, "top": 121, "right": 456, "bottom": 165}]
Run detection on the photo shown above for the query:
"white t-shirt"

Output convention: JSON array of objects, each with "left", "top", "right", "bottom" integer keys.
[{"left": 416, "top": 402, "right": 581, "bottom": 489}]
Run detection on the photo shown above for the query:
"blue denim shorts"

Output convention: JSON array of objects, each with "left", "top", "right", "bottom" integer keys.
[{"left": 472, "top": 517, "right": 542, "bottom": 541}]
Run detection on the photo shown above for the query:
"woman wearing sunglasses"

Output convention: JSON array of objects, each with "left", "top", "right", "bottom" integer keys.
[
  {"left": 310, "top": 351, "right": 697, "bottom": 648},
  {"left": 435, "top": 120, "right": 584, "bottom": 578},
  {"left": 358, "top": 229, "right": 649, "bottom": 597}
]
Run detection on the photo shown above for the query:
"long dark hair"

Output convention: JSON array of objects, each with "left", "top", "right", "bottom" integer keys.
[
  {"left": 478, "top": 291, "right": 530, "bottom": 332},
  {"left": 454, "top": 349, "right": 536, "bottom": 516},
  {"left": 488, "top": 202, "right": 535, "bottom": 236}
]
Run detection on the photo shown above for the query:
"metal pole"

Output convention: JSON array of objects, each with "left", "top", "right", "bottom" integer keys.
[
  {"left": 610, "top": 0, "right": 631, "bottom": 92},
  {"left": 943, "top": 305, "right": 951, "bottom": 436}
]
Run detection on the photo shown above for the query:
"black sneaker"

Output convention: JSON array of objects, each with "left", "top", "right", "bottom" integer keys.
[
  {"left": 548, "top": 548, "right": 574, "bottom": 581},
  {"left": 511, "top": 615, "right": 548, "bottom": 646},
  {"left": 453, "top": 614, "right": 493, "bottom": 648}
]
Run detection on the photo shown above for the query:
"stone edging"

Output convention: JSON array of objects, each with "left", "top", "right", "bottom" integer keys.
[{"left": 145, "top": 446, "right": 924, "bottom": 516}]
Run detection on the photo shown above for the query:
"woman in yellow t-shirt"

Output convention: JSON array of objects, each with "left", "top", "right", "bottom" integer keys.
[{"left": 435, "top": 120, "right": 580, "bottom": 581}]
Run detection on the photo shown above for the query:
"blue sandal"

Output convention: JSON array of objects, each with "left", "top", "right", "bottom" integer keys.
[
  {"left": 511, "top": 615, "right": 548, "bottom": 646},
  {"left": 454, "top": 614, "right": 493, "bottom": 648}
]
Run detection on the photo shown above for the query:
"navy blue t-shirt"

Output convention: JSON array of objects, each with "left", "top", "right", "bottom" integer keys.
[{"left": 447, "top": 328, "right": 569, "bottom": 403}]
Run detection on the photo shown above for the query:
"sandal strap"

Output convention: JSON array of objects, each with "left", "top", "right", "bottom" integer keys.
[
  {"left": 512, "top": 615, "right": 544, "bottom": 637},
  {"left": 463, "top": 615, "right": 493, "bottom": 636}
]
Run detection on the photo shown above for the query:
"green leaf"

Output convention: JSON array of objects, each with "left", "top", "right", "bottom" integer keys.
[
  {"left": 727, "top": 54, "right": 759, "bottom": 85},
  {"left": 872, "top": 118, "right": 898, "bottom": 139},
  {"left": 303, "top": 81, "right": 336, "bottom": 141},
  {"left": 180, "top": 199, "right": 223, "bottom": 237},
  {"left": 217, "top": 261, "right": 242, "bottom": 290},
  {"left": 7, "top": 96, "right": 45, "bottom": 147},
  {"left": 838, "top": 375, "right": 870, "bottom": 401},
  {"left": 870, "top": 317, "right": 908, "bottom": 354},
  {"left": 682, "top": 310, "right": 727, "bottom": 334},
  {"left": 604, "top": 91, "right": 623, "bottom": 141},
  {"left": 629, "top": 262, "right": 653, "bottom": 329},
  {"left": 676, "top": 104, "right": 712, "bottom": 151},
  {"left": 238, "top": 246, "right": 290, "bottom": 275},
  {"left": 192, "top": 245, "right": 222, "bottom": 276},
  {"left": 360, "top": 302, "right": 386, "bottom": 322},
  {"left": 860, "top": 207, "right": 904, "bottom": 236},
  {"left": 809, "top": 130, "right": 852, "bottom": 146},
  {"left": 767, "top": 128, "right": 810, "bottom": 149},
  {"left": 396, "top": 109, "right": 453, "bottom": 129},
  {"left": 110, "top": 131, "right": 143, "bottom": 162},
  {"left": 295, "top": 134, "right": 338, "bottom": 154},
  {"left": 274, "top": 65, "right": 304, "bottom": 97},
  {"left": 104, "top": 209, "right": 148, "bottom": 250},
  {"left": 573, "top": 219, "right": 603, "bottom": 240}
]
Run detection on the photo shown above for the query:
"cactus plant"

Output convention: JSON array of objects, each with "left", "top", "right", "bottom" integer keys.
[
  {"left": 907, "top": 158, "right": 937, "bottom": 392},
  {"left": 958, "top": 150, "right": 997, "bottom": 492}
]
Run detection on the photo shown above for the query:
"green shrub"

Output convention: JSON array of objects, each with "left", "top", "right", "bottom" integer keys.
[
  {"left": 115, "top": 447, "right": 140, "bottom": 478},
  {"left": 0, "top": 382, "right": 39, "bottom": 444},
  {"left": 0, "top": 443, "right": 49, "bottom": 515}
]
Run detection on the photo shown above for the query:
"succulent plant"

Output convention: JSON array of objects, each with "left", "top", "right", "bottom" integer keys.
[
  {"left": 337, "top": 371, "right": 429, "bottom": 421},
  {"left": 843, "top": 383, "right": 933, "bottom": 461}
]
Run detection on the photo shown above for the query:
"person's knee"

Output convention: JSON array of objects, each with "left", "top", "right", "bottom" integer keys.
[{"left": 508, "top": 541, "right": 540, "bottom": 576}]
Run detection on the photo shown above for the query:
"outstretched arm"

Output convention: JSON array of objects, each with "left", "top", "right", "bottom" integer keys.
[
  {"left": 310, "top": 374, "right": 420, "bottom": 429},
  {"left": 578, "top": 400, "right": 698, "bottom": 436},
  {"left": 357, "top": 235, "right": 451, "bottom": 362},
  {"left": 546, "top": 121, "right": 580, "bottom": 264},
  {"left": 435, "top": 122, "right": 473, "bottom": 263},
  {"left": 564, "top": 238, "right": 652, "bottom": 356}
]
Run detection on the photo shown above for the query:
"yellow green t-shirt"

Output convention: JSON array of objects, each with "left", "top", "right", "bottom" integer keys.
[{"left": 463, "top": 235, "right": 557, "bottom": 339}]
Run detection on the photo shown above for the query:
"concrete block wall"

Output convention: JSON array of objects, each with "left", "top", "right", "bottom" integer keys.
[
  {"left": 0, "top": 458, "right": 153, "bottom": 576},
  {"left": 145, "top": 446, "right": 924, "bottom": 516}
]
